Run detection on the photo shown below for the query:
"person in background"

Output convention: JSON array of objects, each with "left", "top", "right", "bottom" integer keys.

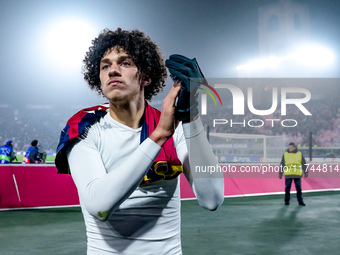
[
  {"left": 279, "top": 142, "right": 308, "bottom": 206},
  {"left": 38, "top": 143, "right": 47, "bottom": 163},
  {"left": 0, "top": 140, "right": 16, "bottom": 164},
  {"left": 23, "top": 140, "right": 41, "bottom": 164}
]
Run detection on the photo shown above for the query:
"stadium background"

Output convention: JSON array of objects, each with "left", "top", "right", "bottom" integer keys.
[
  {"left": 1, "top": 0, "right": 339, "bottom": 159},
  {"left": 1, "top": 0, "right": 340, "bottom": 254}
]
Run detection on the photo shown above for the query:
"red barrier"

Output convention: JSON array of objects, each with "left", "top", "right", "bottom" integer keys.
[
  {"left": 11, "top": 165, "right": 79, "bottom": 208},
  {"left": 1, "top": 164, "right": 340, "bottom": 209},
  {"left": 0, "top": 165, "right": 79, "bottom": 209},
  {"left": 0, "top": 165, "right": 21, "bottom": 208},
  {"left": 180, "top": 164, "right": 340, "bottom": 198}
]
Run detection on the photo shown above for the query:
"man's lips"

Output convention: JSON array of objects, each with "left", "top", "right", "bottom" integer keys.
[{"left": 108, "top": 80, "right": 122, "bottom": 86}]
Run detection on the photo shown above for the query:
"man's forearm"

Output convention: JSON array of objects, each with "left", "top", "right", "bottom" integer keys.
[
  {"left": 182, "top": 117, "right": 224, "bottom": 210},
  {"left": 67, "top": 138, "right": 161, "bottom": 221}
]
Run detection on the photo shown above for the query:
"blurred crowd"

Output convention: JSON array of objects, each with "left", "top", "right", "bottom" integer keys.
[
  {"left": 0, "top": 107, "right": 72, "bottom": 153},
  {"left": 201, "top": 97, "right": 340, "bottom": 147},
  {"left": 1, "top": 97, "right": 340, "bottom": 154}
]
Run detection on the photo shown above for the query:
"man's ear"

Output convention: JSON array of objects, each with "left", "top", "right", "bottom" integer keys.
[{"left": 141, "top": 76, "right": 152, "bottom": 87}]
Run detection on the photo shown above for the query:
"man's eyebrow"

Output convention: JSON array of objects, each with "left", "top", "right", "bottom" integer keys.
[
  {"left": 100, "top": 55, "right": 131, "bottom": 64},
  {"left": 117, "top": 55, "right": 131, "bottom": 62},
  {"left": 100, "top": 58, "right": 111, "bottom": 64}
]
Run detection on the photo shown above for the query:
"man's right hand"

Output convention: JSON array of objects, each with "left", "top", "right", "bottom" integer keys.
[{"left": 149, "top": 82, "right": 181, "bottom": 147}]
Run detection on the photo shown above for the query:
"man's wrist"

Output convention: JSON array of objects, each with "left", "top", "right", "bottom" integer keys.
[
  {"left": 149, "top": 129, "right": 170, "bottom": 147},
  {"left": 182, "top": 116, "right": 203, "bottom": 138},
  {"left": 182, "top": 114, "right": 199, "bottom": 124}
]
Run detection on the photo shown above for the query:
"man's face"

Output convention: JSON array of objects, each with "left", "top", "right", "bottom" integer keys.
[
  {"left": 99, "top": 47, "right": 142, "bottom": 103},
  {"left": 288, "top": 145, "right": 296, "bottom": 152}
]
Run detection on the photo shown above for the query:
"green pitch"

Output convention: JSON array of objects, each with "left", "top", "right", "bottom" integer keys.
[
  {"left": 14, "top": 155, "right": 56, "bottom": 163},
  {"left": 1, "top": 191, "right": 340, "bottom": 255}
]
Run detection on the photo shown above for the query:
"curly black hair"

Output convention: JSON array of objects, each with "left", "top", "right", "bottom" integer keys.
[{"left": 83, "top": 28, "right": 167, "bottom": 101}]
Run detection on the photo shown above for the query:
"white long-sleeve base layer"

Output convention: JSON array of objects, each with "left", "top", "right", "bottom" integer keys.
[{"left": 66, "top": 112, "right": 223, "bottom": 255}]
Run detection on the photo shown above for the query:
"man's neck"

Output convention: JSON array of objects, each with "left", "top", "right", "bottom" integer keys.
[{"left": 109, "top": 98, "right": 145, "bottom": 129}]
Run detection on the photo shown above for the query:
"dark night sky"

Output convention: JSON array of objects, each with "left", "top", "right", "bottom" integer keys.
[{"left": 0, "top": 0, "right": 339, "bottom": 109}]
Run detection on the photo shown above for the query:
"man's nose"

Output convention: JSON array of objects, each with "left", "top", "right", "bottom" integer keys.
[{"left": 108, "top": 65, "right": 121, "bottom": 77}]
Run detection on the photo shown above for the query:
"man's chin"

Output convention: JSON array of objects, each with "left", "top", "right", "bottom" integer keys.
[
  {"left": 108, "top": 96, "right": 126, "bottom": 104},
  {"left": 105, "top": 91, "right": 144, "bottom": 106},
  {"left": 103, "top": 92, "right": 125, "bottom": 102}
]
